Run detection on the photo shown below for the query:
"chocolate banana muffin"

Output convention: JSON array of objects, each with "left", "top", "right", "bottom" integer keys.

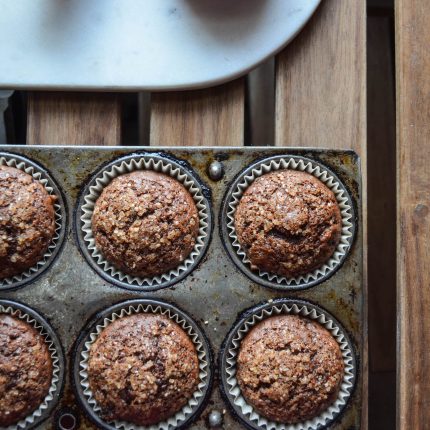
[
  {"left": 0, "top": 165, "right": 56, "bottom": 279},
  {"left": 87, "top": 313, "right": 200, "bottom": 426},
  {"left": 91, "top": 171, "right": 199, "bottom": 278},
  {"left": 0, "top": 314, "right": 53, "bottom": 427},
  {"left": 237, "top": 315, "right": 344, "bottom": 424},
  {"left": 234, "top": 169, "right": 342, "bottom": 278}
]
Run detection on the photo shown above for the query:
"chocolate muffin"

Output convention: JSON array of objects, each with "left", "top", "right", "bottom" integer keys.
[
  {"left": 91, "top": 171, "right": 199, "bottom": 278},
  {"left": 236, "top": 315, "right": 344, "bottom": 424},
  {"left": 234, "top": 169, "right": 342, "bottom": 278},
  {"left": 0, "top": 165, "right": 56, "bottom": 279},
  {"left": 87, "top": 313, "right": 200, "bottom": 426},
  {"left": 0, "top": 314, "right": 53, "bottom": 427}
]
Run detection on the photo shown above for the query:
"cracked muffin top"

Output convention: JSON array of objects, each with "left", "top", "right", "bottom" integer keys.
[
  {"left": 0, "top": 314, "right": 53, "bottom": 427},
  {"left": 91, "top": 171, "right": 199, "bottom": 278},
  {"left": 234, "top": 169, "right": 342, "bottom": 278},
  {"left": 237, "top": 314, "right": 344, "bottom": 424},
  {"left": 87, "top": 313, "right": 200, "bottom": 426},
  {"left": 0, "top": 165, "right": 56, "bottom": 279}
]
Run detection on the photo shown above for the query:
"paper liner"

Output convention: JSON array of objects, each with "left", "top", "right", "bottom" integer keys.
[
  {"left": 0, "top": 304, "right": 62, "bottom": 430},
  {"left": 225, "top": 155, "right": 354, "bottom": 289},
  {"left": 0, "top": 154, "right": 64, "bottom": 289},
  {"left": 78, "top": 302, "right": 210, "bottom": 430},
  {"left": 80, "top": 155, "right": 210, "bottom": 289},
  {"left": 223, "top": 301, "right": 356, "bottom": 430}
]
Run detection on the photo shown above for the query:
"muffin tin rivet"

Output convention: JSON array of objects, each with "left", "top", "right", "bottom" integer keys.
[
  {"left": 58, "top": 412, "right": 77, "bottom": 430},
  {"left": 208, "top": 160, "right": 224, "bottom": 181},
  {"left": 208, "top": 410, "right": 223, "bottom": 427}
]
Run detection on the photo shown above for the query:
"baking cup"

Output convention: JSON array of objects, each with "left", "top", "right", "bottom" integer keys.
[
  {"left": 73, "top": 299, "right": 213, "bottom": 430},
  {"left": 0, "top": 300, "right": 65, "bottom": 430},
  {"left": 220, "top": 155, "right": 356, "bottom": 291},
  {"left": 220, "top": 299, "right": 356, "bottom": 430},
  {"left": 76, "top": 153, "right": 211, "bottom": 291},
  {"left": 0, "top": 153, "right": 66, "bottom": 291}
]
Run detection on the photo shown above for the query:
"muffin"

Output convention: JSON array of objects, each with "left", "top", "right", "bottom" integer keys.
[
  {"left": 234, "top": 169, "right": 342, "bottom": 278},
  {"left": 87, "top": 313, "right": 200, "bottom": 426},
  {"left": 91, "top": 171, "right": 199, "bottom": 278},
  {"left": 0, "top": 314, "right": 53, "bottom": 427},
  {"left": 0, "top": 165, "right": 56, "bottom": 279},
  {"left": 236, "top": 315, "right": 344, "bottom": 424}
]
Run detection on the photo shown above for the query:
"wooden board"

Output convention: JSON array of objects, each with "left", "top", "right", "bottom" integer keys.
[
  {"left": 27, "top": 92, "right": 121, "bottom": 146},
  {"left": 275, "top": 0, "right": 366, "bottom": 155},
  {"left": 275, "top": 0, "right": 367, "bottom": 427},
  {"left": 150, "top": 79, "right": 244, "bottom": 147},
  {"left": 396, "top": 0, "right": 430, "bottom": 428}
]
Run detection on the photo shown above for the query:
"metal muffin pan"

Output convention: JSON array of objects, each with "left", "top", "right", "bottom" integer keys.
[{"left": 0, "top": 146, "right": 362, "bottom": 430}]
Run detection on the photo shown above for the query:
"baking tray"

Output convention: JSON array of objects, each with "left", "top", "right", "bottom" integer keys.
[{"left": 0, "top": 146, "right": 363, "bottom": 430}]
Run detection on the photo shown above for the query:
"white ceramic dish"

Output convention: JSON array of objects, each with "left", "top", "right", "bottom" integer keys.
[{"left": 0, "top": 0, "right": 321, "bottom": 91}]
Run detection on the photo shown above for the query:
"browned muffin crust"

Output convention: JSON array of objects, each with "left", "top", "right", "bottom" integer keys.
[
  {"left": 91, "top": 171, "right": 199, "bottom": 278},
  {"left": 0, "top": 165, "right": 56, "bottom": 279},
  {"left": 234, "top": 169, "right": 342, "bottom": 278},
  {"left": 0, "top": 314, "right": 53, "bottom": 427},
  {"left": 88, "top": 313, "right": 200, "bottom": 426},
  {"left": 237, "top": 315, "right": 344, "bottom": 424}
]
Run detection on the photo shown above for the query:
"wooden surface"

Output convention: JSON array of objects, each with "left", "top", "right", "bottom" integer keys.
[
  {"left": 275, "top": 1, "right": 367, "bottom": 426},
  {"left": 150, "top": 79, "right": 244, "bottom": 147},
  {"left": 27, "top": 92, "right": 121, "bottom": 145},
  {"left": 397, "top": 0, "right": 430, "bottom": 428},
  {"left": 275, "top": 0, "right": 366, "bottom": 154}
]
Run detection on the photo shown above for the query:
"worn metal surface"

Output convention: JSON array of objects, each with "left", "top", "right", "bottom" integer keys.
[{"left": 0, "top": 146, "right": 362, "bottom": 430}]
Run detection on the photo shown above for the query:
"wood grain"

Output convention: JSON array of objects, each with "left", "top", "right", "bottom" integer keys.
[
  {"left": 27, "top": 92, "right": 121, "bottom": 145},
  {"left": 275, "top": 0, "right": 367, "bottom": 427},
  {"left": 150, "top": 79, "right": 244, "bottom": 147},
  {"left": 397, "top": 0, "right": 430, "bottom": 427},
  {"left": 275, "top": 0, "right": 366, "bottom": 154}
]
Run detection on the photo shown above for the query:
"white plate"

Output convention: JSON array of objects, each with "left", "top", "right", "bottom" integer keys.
[{"left": 0, "top": 0, "right": 321, "bottom": 91}]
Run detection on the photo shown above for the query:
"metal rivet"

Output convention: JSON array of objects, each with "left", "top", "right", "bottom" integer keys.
[
  {"left": 208, "top": 410, "right": 223, "bottom": 427},
  {"left": 58, "top": 412, "right": 77, "bottom": 430},
  {"left": 208, "top": 161, "right": 224, "bottom": 181}
]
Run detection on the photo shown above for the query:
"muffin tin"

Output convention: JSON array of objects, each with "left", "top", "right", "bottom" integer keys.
[{"left": 0, "top": 146, "right": 362, "bottom": 430}]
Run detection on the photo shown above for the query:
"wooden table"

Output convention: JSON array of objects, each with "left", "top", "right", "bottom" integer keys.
[
  {"left": 397, "top": 0, "right": 430, "bottom": 429},
  {"left": 24, "top": 0, "right": 368, "bottom": 427}
]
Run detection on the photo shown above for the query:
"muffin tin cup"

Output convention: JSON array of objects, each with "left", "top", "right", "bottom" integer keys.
[
  {"left": 0, "top": 300, "right": 65, "bottom": 430},
  {"left": 0, "top": 153, "right": 66, "bottom": 291},
  {"left": 219, "top": 299, "right": 356, "bottom": 430},
  {"left": 220, "top": 155, "right": 356, "bottom": 291},
  {"left": 73, "top": 299, "right": 213, "bottom": 430},
  {"left": 76, "top": 153, "right": 212, "bottom": 292}
]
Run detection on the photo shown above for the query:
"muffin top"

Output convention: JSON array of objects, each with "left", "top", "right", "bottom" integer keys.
[
  {"left": 0, "top": 314, "right": 53, "bottom": 427},
  {"left": 88, "top": 313, "right": 200, "bottom": 426},
  {"left": 0, "top": 165, "right": 57, "bottom": 279},
  {"left": 234, "top": 169, "right": 342, "bottom": 278},
  {"left": 237, "top": 314, "right": 344, "bottom": 424},
  {"left": 91, "top": 171, "right": 199, "bottom": 278}
]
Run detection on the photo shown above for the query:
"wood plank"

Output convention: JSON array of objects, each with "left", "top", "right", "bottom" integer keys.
[
  {"left": 275, "top": 0, "right": 366, "bottom": 154},
  {"left": 275, "top": 0, "right": 367, "bottom": 428},
  {"left": 150, "top": 79, "right": 244, "bottom": 147},
  {"left": 397, "top": 0, "right": 430, "bottom": 428},
  {"left": 27, "top": 92, "right": 121, "bottom": 145}
]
